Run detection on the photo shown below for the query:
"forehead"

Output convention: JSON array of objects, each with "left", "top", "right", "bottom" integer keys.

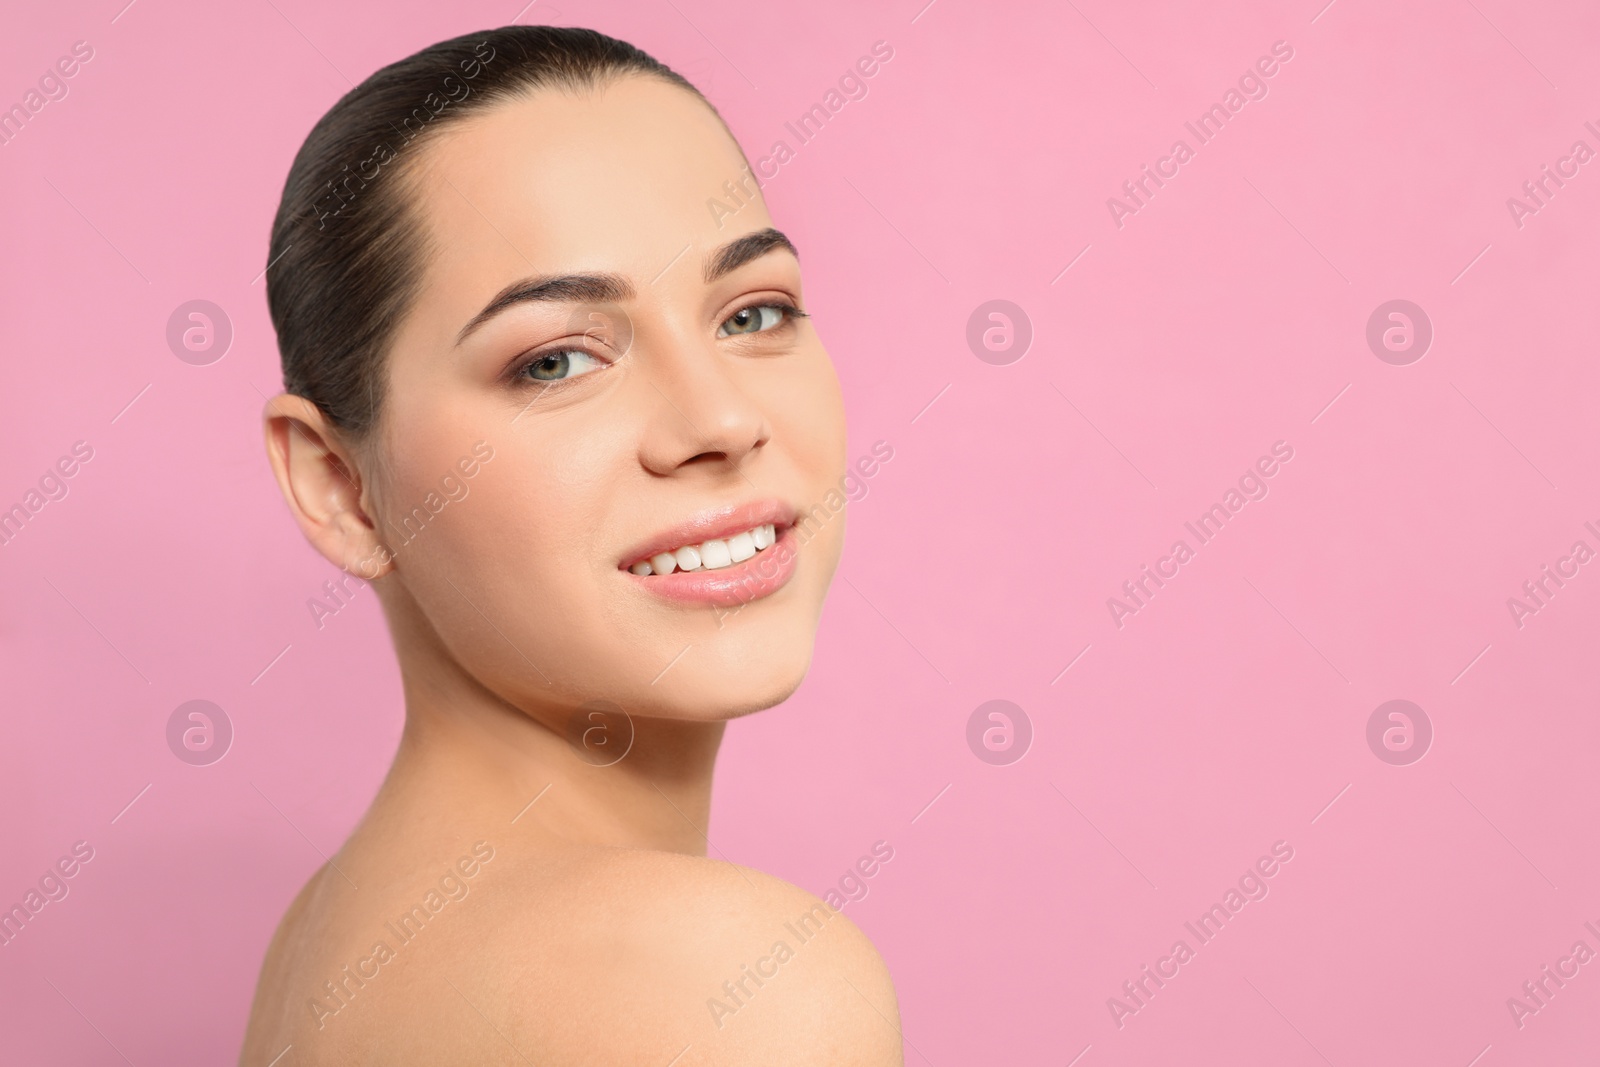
[{"left": 407, "top": 76, "right": 758, "bottom": 295}]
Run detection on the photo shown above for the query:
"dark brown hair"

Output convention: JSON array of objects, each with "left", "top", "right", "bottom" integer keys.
[{"left": 265, "top": 25, "right": 714, "bottom": 437}]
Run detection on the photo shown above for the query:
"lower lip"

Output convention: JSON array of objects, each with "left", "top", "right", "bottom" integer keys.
[{"left": 623, "top": 525, "right": 799, "bottom": 606}]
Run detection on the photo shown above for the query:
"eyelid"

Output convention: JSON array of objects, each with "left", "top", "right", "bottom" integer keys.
[
  {"left": 505, "top": 295, "right": 805, "bottom": 386},
  {"left": 717, "top": 297, "right": 809, "bottom": 337},
  {"left": 722, "top": 289, "right": 803, "bottom": 318},
  {"left": 505, "top": 338, "right": 614, "bottom": 386}
]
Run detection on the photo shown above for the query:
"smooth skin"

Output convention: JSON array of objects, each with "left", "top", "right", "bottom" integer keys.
[{"left": 241, "top": 76, "right": 901, "bottom": 1065}]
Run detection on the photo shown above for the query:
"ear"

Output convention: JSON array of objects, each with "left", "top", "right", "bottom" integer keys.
[{"left": 263, "top": 393, "right": 394, "bottom": 580}]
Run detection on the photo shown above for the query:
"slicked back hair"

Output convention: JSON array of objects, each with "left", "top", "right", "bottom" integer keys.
[{"left": 265, "top": 25, "right": 717, "bottom": 438}]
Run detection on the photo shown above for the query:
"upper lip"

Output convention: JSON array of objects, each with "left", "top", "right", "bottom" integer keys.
[{"left": 618, "top": 498, "right": 796, "bottom": 568}]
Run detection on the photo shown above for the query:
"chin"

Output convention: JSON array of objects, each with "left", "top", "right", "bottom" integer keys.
[
  {"left": 629, "top": 600, "right": 822, "bottom": 721},
  {"left": 693, "top": 650, "right": 812, "bottom": 721}
]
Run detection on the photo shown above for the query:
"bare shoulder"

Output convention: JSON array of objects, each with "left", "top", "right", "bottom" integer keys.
[
  {"left": 239, "top": 841, "right": 902, "bottom": 1066},
  {"left": 480, "top": 846, "right": 904, "bottom": 1066},
  {"left": 237, "top": 860, "right": 341, "bottom": 1065},
  {"left": 237, "top": 838, "right": 501, "bottom": 1066}
]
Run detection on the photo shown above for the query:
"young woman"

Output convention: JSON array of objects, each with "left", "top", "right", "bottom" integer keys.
[{"left": 240, "top": 24, "right": 901, "bottom": 1066}]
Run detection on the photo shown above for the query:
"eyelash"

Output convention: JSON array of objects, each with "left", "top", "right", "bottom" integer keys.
[{"left": 512, "top": 300, "right": 809, "bottom": 386}]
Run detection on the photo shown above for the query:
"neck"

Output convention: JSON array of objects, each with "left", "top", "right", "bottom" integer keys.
[{"left": 371, "top": 589, "right": 726, "bottom": 856}]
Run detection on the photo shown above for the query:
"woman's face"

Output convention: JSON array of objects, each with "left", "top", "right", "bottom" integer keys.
[{"left": 360, "top": 76, "right": 847, "bottom": 724}]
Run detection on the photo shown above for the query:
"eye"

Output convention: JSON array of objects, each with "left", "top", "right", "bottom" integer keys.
[
  {"left": 718, "top": 302, "right": 807, "bottom": 338},
  {"left": 519, "top": 348, "right": 608, "bottom": 382}
]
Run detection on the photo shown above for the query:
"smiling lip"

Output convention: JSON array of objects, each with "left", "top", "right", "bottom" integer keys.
[{"left": 619, "top": 499, "right": 799, "bottom": 607}]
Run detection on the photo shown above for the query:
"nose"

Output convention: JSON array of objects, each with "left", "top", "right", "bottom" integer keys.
[{"left": 637, "top": 332, "right": 770, "bottom": 476}]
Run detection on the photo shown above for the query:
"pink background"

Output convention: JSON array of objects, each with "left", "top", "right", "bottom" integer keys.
[{"left": 3, "top": 0, "right": 1599, "bottom": 1062}]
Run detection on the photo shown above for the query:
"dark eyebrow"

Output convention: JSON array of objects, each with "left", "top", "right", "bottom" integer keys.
[
  {"left": 703, "top": 227, "right": 799, "bottom": 285},
  {"left": 454, "top": 227, "right": 799, "bottom": 346},
  {"left": 455, "top": 273, "right": 634, "bottom": 346}
]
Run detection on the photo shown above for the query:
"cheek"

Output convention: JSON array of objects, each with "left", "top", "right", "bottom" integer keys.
[
  {"left": 765, "top": 355, "right": 848, "bottom": 587},
  {"left": 378, "top": 421, "right": 628, "bottom": 697},
  {"left": 547, "top": 425, "right": 627, "bottom": 496},
  {"left": 449, "top": 430, "right": 621, "bottom": 585},
  {"left": 773, "top": 347, "right": 848, "bottom": 476}
]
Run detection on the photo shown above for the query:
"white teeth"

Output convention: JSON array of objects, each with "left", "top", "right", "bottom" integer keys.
[{"left": 627, "top": 523, "right": 781, "bottom": 576}]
